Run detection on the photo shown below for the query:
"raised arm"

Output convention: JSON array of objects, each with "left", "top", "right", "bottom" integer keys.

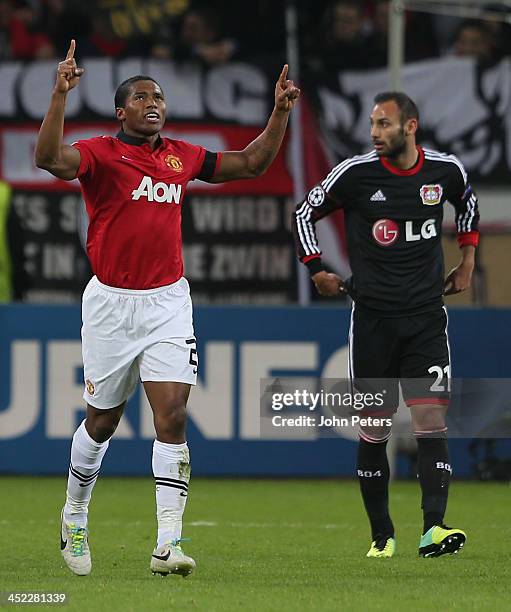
[
  {"left": 209, "top": 64, "right": 300, "bottom": 183},
  {"left": 34, "top": 39, "right": 84, "bottom": 181}
]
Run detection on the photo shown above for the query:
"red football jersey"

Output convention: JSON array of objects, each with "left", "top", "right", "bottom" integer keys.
[{"left": 73, "top": 130, "right": 221, "bottom": 289}]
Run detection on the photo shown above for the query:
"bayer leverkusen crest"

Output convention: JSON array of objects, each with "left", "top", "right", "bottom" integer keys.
[{"left": 420, "top": 184, "right": 443, "bottom": 206}]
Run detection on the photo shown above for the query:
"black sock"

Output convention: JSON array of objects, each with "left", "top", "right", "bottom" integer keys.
[
  {"left": 416, "top": 437, "right": 451, "bottom": 534},
  {"left": 357, "top": 438, "right": 394, "bottom": 540}
]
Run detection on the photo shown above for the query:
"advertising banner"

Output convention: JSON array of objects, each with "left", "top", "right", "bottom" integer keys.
[{"left": 1, "top": 305, "right": 510, "bottom": 477}]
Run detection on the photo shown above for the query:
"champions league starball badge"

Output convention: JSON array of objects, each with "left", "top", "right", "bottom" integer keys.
[{"left": 307, "top": 186, "right": 326, "bottom": 207}]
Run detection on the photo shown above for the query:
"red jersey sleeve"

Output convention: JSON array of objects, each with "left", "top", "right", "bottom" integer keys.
[
  {"left": 187, "top": 143, "right": 206, "bottom": 179},
  {"left": 71, "top": 138, "right": 103, "bottom": 180},
  {"left": 179, "top": 141, "right": 222, "bottom": 181}
]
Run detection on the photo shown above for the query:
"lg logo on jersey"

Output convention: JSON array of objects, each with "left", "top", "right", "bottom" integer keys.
[
  {"left": 131, "top": 176, "right": 182, "bottom": 204},
  {"left": 372, "top": 218, "right": 437, "bottom": 246}
]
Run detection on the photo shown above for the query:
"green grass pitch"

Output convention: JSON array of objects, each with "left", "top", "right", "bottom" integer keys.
[{"left": 0, "top": 477, "right": 509, "bottom": 611}]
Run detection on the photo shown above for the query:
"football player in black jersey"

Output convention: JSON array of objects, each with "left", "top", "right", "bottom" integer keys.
[{"left": 293, "top": 92, "right": 479, "bottom": 558}]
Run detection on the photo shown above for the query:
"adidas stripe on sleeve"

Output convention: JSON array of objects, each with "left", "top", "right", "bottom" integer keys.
[
  {"left": 424, "top": 149, "right": 479, "bottom": 248},
  {"left": 292, "top": 152, "right": 377, "bottom": 274}
]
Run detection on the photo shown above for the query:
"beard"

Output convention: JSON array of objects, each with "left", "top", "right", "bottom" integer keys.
[{"left": 377, "top": 128, "right": 407, "bottom": 158}]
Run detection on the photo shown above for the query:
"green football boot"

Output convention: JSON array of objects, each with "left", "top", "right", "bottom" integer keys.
[
  {"left": 419, "top": 524, "right": 466, "bottom": 558},
  {"left": 367, "top": 535, "right": 396, "bottom": 558}
]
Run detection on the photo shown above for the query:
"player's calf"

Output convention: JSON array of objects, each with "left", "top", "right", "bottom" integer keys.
[
  {"left": 357, "top": 427, "right": 395, "bottom": 557},
  {"left": 413, "top": 422, "right": 451, "bottom": 535}
]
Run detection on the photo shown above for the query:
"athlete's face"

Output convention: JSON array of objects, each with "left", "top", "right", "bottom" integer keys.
[
  {"left": 370, "top": 101, "right": 416, "bottom": 158},
  {"left": 116, "top": 80, "right": 166, "bottom": 136}
]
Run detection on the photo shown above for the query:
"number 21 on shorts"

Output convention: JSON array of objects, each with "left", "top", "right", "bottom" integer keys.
[{"left": 428, "top": 364, "right": 451, "bottom": 392}]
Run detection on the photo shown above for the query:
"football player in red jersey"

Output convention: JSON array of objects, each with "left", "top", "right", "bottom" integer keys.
[{"left": 35, "top": 39, "right": 300, "bottom": 577}]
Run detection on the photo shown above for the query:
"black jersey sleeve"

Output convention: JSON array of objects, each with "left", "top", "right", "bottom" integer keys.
[
  {"left": 292, "top": 184, "right": 342, "bottom": 274},
  {"left": 445, "top": 157, "right": 480, "bottom": 248},
  {"left": 292, "top": 160, "right": 354, "bottom": 275}
]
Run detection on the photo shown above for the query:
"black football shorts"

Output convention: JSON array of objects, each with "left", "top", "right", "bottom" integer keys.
[{"left": 348, "top": 305, "right": 451, "bottom": 414}]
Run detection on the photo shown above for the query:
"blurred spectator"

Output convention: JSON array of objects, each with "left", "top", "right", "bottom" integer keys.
[
  {"left": 431, "top": 13, "right": 462, "bottom": 54},
  {"left": 365, "top": 0, "right": 438, "bottom": 67},
  {"left": 453, "top": 19, "right": 494, "bottom": 64},
  {"left": 480, "top": 3, "right": 511, "bottom": 61},
  {"left": 97, "top": 0, "right": 189, "bottom": 57},
  {"left": 171, "top": 6, "right": 239, "bottom": 66},
  {"left": 316, "top": 0, "right": 372, "bottom": 71},
  {"left": 79, "top": 12, "right": 128, "bottom": 57},
  {"left": 6, "top": 0, "right": 54, "bottom": 59},
  {"left": 40, "top": 0, "right": 90, "bottom": 58}
]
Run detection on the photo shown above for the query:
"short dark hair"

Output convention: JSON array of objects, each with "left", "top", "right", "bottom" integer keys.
[
  {"left": 114, "top": 75, "right": 161, "bottom": 109},
  {"left": 374, "top": 91, "right": 419, "bottom": 123}
]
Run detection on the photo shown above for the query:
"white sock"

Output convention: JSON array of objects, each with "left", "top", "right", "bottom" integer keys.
[
  {"left": 63, "top": 419, "right": 109, "bottom": 527},
  {"left": 152, "top": 440, "right": 191, "bottom": 547}
]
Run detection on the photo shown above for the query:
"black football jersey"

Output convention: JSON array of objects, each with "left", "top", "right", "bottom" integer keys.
[{"left": 293, "top": 146, "right": 480, "bottom": 314}]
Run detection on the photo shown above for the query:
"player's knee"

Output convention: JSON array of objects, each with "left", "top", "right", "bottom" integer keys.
[
  {"left": 359, "top": 423, "right": 392, "bottom": 443},
  {"left": 85, "top": 404, "right": 123, "bottom": 443},
  {"left": 411, "top": 404, "right": 446, "bottom": 436},
  {"left": 154, "top": 400, "right": 187, "bottom": 438},
  {"left": 85, "top": 417, "right": 119, "bottom": 443}
]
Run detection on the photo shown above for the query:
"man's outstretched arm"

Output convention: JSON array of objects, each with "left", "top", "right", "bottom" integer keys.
[
  {"left": 209, "top": 64, "right": 300, "bottom": 183},
  {"left": 35, "top": 39, "right": 84, "bottom": 181}
]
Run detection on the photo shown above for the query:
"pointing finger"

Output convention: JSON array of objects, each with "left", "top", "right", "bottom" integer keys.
[
  {"left": 279, "top": 64, "right": 288, "bottom": 85},
  {"left": 66, "top": 39, "right": 75, "bottom": 60}
]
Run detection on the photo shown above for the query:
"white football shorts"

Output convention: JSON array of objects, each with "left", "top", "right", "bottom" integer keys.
[{"left": 81, "top": 275, "right": 198, "bottom": 410}]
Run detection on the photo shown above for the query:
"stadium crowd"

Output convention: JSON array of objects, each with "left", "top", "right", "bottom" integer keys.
[
  {"left": 0, "top": 0, "right": 510, "bottom": 66},
  {"left": 1, "top": 0, "right": 510, "bottom": 303}
]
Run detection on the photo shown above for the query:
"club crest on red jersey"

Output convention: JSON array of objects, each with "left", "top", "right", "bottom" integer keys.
[
  {"left": 165, "top": 154, "right": 183, "bottom": 172},
  {"left": 420, "top": 184, "right": 443, "bottom": 206}
]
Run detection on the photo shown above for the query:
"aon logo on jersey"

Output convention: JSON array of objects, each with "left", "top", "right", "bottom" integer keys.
[{"left": 132, "top": 176, "right": 182, "bottom": 204}]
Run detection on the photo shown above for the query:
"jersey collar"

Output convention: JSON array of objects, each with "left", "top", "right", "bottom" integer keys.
[
  {"left": 116, "top": 129, "right": 162, "bottom": 148},
  {"left": 379, "top": 145, "right": 424, "bottom": 176}
]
